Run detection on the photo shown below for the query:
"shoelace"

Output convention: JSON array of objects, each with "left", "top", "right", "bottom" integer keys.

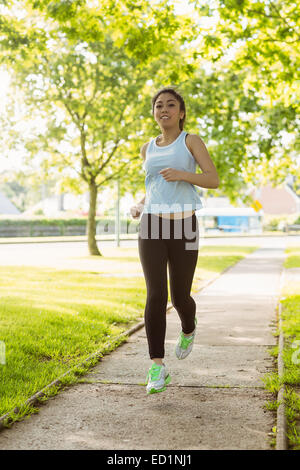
[
  {"left": 179, "top": 332, "right": 194, "bottom": 350},
  {"left": 147, "top": 364, "right": 162, "bottom": 382}
]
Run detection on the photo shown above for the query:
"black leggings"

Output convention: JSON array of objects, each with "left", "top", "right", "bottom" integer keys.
[{"left": 138, "top": 213, "right": 199, "bottom": 359}]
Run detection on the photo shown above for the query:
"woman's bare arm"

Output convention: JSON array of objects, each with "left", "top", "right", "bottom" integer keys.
[{"left": 130, "top": 143, "right": 148, "bottom": 218}]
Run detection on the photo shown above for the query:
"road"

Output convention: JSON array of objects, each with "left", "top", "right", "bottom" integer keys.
[
  {"left": 0, "top": 234, "right": 296, "bottom": 255},
  {"left": 0, "top": 235, "right": 296, "bottom": 276}
]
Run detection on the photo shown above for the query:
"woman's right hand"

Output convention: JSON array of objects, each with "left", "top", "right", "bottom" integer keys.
[{"left": 130, "top": 203, "right": 144, "bottom": 219}]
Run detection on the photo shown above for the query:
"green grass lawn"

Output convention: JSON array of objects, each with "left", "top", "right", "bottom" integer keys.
[
  {"left": 284, "top": 246, "right": 300, "bottom": 269},
  {"left": 0, "top": 245, "right": 257, "bottom": 423},
  {"left": 280, "top": 246, "right": 300, "bottom": 449}
]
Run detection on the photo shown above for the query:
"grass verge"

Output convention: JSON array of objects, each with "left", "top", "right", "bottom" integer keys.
[
  {"left": 0, "top": 244, "right": 257, "bottom": 425},
  {"left": 263, "top": 245, "right": 300, "bottom": 449}
]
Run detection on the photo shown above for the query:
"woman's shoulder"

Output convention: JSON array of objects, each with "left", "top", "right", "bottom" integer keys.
[
  {"left": 140, "top": 141, "right": 151, "bottom": 161},
  {"left": 185, "top": 133, "right": 205, "bottom": 153},
  {"left": 140, "top": 138, "right": 154, "bottom": 160}
]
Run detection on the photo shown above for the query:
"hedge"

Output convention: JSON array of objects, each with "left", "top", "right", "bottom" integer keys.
[{"left": 0, "top": 217, "right": 140, "bottom": 237}]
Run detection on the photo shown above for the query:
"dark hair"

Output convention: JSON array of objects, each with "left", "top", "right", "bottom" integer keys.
[{"left": 151, "top": 87, "right": 186, "bottom": 130}]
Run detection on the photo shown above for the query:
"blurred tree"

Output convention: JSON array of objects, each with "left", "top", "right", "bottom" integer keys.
[
  {"left": 1, "top": 0, "right": 297, "bottom": 242},
  {"left": 191, "top": 0, "right": 300, "bottom": 192},
  {"left": 0, "top": 0, "right": 197, "bottom": 254}
]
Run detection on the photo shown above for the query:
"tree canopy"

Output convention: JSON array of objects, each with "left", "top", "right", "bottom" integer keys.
[
  {"left": 0, "top": 0, "right": 298, "bottom": 247},
  {"left": 191, "top": 0, "right": 299, "bottom": 193}
]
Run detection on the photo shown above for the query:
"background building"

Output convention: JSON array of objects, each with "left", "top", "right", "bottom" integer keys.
[{"left": 250, "top": 184, "right": 300, "bottom": 215}]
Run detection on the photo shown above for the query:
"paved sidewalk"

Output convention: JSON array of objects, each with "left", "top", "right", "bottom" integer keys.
[{"left": 0, "top": 246, "right": 285, "bottom": 450}]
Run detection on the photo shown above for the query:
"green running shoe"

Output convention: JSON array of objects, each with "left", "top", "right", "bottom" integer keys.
[
  {"left": 175, "top": 317, "right": 197, "bottom": 360},
  {"left": 145, "top": 363, "right": 171, "bottom": 394}
]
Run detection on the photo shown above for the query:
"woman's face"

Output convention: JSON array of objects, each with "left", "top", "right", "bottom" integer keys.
[{"left": 153, "top": 92, "right": 184, "bottom": 130}]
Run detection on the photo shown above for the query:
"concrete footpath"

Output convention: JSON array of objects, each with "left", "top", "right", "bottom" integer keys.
[{"left": 0, "top": 246, "right": 285, "bottom": 450}]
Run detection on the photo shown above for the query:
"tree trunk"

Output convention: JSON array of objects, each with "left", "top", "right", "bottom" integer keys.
[{"left": 87, "top": 180, "right": 101, "bottom": 256}]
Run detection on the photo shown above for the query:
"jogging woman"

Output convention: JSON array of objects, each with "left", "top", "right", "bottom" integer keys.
[{"left": 130, "top": 87, "right": 219, "bottom": 394}]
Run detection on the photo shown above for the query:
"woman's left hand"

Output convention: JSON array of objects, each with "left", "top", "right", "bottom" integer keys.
[{"left": 159, "top": 168, "right": 183, "bottom": 182}]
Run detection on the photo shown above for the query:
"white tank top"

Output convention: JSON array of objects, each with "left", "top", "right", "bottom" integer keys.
[{"left": 142, "top": 131, "right": 202, "bottom": 214}]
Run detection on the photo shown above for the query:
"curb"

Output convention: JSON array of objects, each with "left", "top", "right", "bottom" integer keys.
[
  {"left": 0, "top": 318, "right": 146, "bottom": 431},
  {"left": 0, "top": 232, "right": 287, "bottom": 245},
  {"left": 0, "top": 235, "right": 138, "bottom": 245},
  {"left": 276, "top": 269, "right": 288, "bottom": 450}
]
